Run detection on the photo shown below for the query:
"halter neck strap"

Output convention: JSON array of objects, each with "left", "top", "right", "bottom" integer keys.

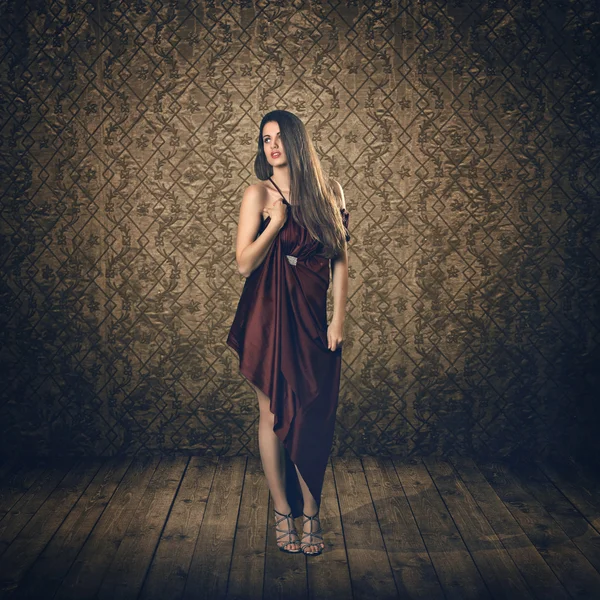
[{"left": 268, "top": 177, "right": 289, "bottom": 204}]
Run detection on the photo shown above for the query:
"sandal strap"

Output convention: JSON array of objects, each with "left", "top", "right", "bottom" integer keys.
[
  {"left": 301, "top": 512, "right": 324, "bottom": 547},
  {"left": 274, "top": 508, "right": 299, "bottom": 547}
]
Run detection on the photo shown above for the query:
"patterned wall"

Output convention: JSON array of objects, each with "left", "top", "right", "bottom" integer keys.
[{"left": 1, "top": 0, "right": 598, "bottom": 461}]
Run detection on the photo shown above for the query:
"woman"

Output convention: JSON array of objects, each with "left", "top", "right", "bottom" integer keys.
[{"left": 226, "top": 110, "right": 350, "bottom": 556}]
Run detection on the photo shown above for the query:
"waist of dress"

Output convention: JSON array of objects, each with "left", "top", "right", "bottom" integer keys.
[{"left": 286, "top": 254, "right": 298, "bottom": 266}]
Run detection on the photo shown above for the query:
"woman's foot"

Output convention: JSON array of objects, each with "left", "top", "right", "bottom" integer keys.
[
  {"left": 273, "top": 506, "right": 301, "bottom": 553},
  {"left": 300, "top": 510, "right": 325, "bottom": 555}
]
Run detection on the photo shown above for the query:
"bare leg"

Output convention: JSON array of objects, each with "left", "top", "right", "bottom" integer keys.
[
  {"left": 251, "top": 382, "right": 300, "bottom": 551},
  {"left": 294, "top": 464, "right": 325, "bottom": 554}
]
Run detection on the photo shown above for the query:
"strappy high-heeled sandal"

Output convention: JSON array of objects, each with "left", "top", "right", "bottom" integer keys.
[
  {"left": 274, "top": 508, "right": 302, "bottom": 553},
  {"left": 300, "top": 510, "right": 325, "bottom": 556}
]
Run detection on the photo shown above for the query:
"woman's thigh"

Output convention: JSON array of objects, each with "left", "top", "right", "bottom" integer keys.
[{"left": 247, "top": 380, "right": 271, "bottom": 414}]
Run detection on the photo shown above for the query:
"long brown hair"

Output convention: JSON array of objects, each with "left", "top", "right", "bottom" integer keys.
[{"left": 254, "top": 110, "right": 347, "bottom": 259}]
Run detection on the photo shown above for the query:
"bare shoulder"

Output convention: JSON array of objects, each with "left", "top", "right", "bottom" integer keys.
[
  {"left": 242, "top": 182, "right": 267, "bottom": 202},
  {"left": 240, "top": 182, "right": 269, "bottom": 213},
  {"left": 331, "top": 179, "right": 347, "bottom": 211}
]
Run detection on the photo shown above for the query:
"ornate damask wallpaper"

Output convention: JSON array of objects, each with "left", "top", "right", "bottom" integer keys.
[{"left": 0, "top": 0, "right": 598, "bottom": 462}]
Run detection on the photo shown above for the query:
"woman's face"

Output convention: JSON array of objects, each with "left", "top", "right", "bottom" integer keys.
[{"left": 262, "top": 121, "right": 287, "bottom": 166}]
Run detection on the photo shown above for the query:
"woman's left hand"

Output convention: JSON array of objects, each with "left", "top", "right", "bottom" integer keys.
[{"left": 327, "top": 320, "right": 344, "bottom": 351}]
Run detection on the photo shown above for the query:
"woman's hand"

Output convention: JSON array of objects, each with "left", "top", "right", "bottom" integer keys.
[
  {"left": 262, "top": 199, "right": 288, "bottom": 229},
  {"left": 327, "top": 319, "right": 344, "bottom": 351}
]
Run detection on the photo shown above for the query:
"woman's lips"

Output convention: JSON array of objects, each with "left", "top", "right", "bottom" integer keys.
[{"left": 271, "top": 152, "right": 281, "bottom": 158}]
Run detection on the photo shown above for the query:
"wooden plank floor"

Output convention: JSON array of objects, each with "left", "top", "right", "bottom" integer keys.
[{"left": 0, "top": 454, "right": 598, "bottom": 599}]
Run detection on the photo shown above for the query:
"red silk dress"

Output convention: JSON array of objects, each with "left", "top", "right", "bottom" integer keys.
[{"left": 227, "top": 178, "right": 350, "bottom": 518}]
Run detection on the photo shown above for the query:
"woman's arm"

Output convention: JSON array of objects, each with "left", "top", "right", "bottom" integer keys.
[
  {"left": 329, "top": 181, "right": 349, "bottom": 346},
  {"left": 331, "top": 245, "right": 349, "bottom": 325},
  {"left": 235, "top": 185, "right": 284, "bottom": 278}
]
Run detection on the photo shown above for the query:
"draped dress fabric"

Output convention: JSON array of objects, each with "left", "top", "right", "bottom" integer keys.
[{"left": 227, "top": 179, "right": 350, "bottom": 518}]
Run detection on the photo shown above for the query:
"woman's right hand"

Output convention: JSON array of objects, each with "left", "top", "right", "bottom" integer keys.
[{"left": 262, "top": 199, "right": 288, "bottom": 229}]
